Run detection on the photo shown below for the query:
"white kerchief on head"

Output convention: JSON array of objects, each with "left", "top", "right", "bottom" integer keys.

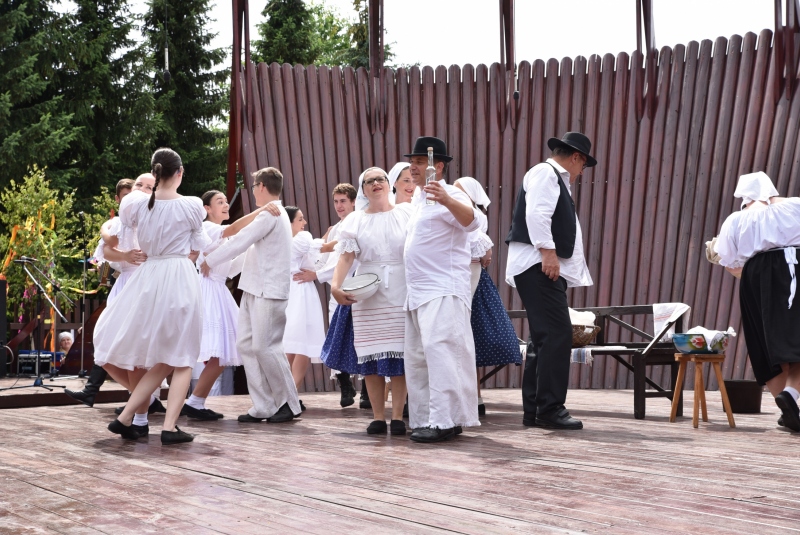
[
  {"left": 387, "top": 162, "right": 409, "bottom": 204},
  {"left": 454, "top": 177, "right": 491, "bottom": 208},
  {"left": 734, "top": 171, "right": 779, "bottom": 209},
  {"left": 355, "top": 170, "right": 369, "bottom": 211}
]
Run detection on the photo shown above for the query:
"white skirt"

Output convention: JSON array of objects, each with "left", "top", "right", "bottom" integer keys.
[
  {"left": 283, "top": 278, "right": 325, "bottom": 361},
  {"left": 199, "top": 276, "right": 241, "bottom": 366},
  {"left": 107, "top": 269, "right": 136, "bottom": 306},
  {"left": 94, "top": 256, "right": 203, "bottom": 370}
]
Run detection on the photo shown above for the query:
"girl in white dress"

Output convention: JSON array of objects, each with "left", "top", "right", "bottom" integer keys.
[
  {"left": 283, "top": 207, "right": 329, "bottom": 398},
  {"left": 94, "top": 148, "right": 211, "bottom": 445},
  {"left": 332, "top": 167, "right": 414, "bottom": 435},
  {"left": 181, "top": 190, "right": 272, "bottom": 421}
]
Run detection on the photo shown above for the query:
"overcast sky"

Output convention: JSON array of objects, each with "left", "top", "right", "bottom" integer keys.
[{"left": 164, "top": 0, "right": 776, "bottom": 68}]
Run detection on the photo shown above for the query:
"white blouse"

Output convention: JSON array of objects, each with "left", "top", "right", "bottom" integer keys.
[
  {"left": 715, "top": 199, "right": 800, "bottom": 268},
  {"left": 467, "top": 215, "right": 493, "bottom": 261},
  {"left": 93, "top": 216, "right": 140, "bottom": 273},
  {"left": 290, "top": 231, "right": 323, "bottom": 274},
  {"left": 336, "top": 204, "right": 414, "bottom": 264},
  {"left": 197, "top": 221, "right": 244, "bottom": 281},
  {"left": 120, "top": 190, "right": 210, "bottom": 257}
]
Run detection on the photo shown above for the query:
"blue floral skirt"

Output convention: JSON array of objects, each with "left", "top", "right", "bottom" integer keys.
[
  {"left": 320, "top": 305, "right": 405, "bottom": 376},
  {"left": 471, "top": 269, "right": 523, "bottom": 367}
]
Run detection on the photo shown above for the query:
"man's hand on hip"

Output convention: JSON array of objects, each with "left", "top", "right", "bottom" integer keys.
[{"left": 540, "top": 248, "right": 560, "bottom": 281}]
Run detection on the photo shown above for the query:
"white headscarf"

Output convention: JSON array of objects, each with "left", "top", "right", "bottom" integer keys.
[
  {"left": 454, "top": 176, "right": 491, "bottom": 208},
  {"left": 734, "top": 171, "right": 779, "bottom": 209},
  {"left": 387, "top": 162, "right": 410, "bottom": 200},
  {"left": 354, "top": 166, "right": 389, "bottom": 211}
]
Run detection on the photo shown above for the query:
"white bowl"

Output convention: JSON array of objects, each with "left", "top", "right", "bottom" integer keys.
[{"left": 342, "top": 273, "right": 381, "bottom": 300}]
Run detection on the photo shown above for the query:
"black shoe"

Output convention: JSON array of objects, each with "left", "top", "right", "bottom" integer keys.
[
  {"left": 454, "top": 426, "right": 462, "bottom": 435},
  {"left": 337, "top": 373, "right": 356, "bottom": 407},
  {"left": 161, "top": 426, "right": 194, "bottom": 445},
  {"left": 775, "top": 392, "right": 800, "bottom": 432},
  {"left": 367, "top": 420, "right": 388, "bottom": 434},
  {"left": 181, "top": 404, "right": 223, "bottom": 421},
  {"left": 522, "top": 413, "right": 537, "bottom": 426},
  {"left": 65, "top": 388, "right": 96, "bottom": 407},
  {"left": 268, "top": 403, "right": 295, "bottom": 423},
  {"left": 390, "top": 420, "right": 406, "bottom": 436},
  {"left": 478, "top": 403, "right": 486, "bottom": 417},
  {"left": 778, "top": 415, "right": 785, "bottom": 427},
  {"left": 237, "top": 413, "right": 265, "bottom": 423},
  {"left": 108, "top": 419, "right": 141, "bottom": 440},
  {"left": 534, "top": 408, "right": 583, "bottom": 430},
  {"left": 148, "top": 398, "right": 166, "bottom": 414},
  {"left": 114, "top": 406, "right": 125, "bottom": 416},
  {"left": 409, "top": 426, "right": 456, "bottom": 443},
  {"left": 299, "top": 400, "right": 307, "bottom": 412},
  {"left": 131, "top": 424, "right": 149, "bottom": 438},
  {"left": 359, "top": 382, "right": 371, "bottom": 409}
]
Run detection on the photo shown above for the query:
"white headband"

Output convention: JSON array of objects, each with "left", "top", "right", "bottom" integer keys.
[{"left": 734, "top": 171, "right": 779, "bottom": 209}]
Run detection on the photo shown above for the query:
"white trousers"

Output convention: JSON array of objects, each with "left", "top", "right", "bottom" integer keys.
[
  {"left": 405, "top": 296, "right": 480, "bottom": 430},
  {"left": 237, "top": 293, "right": 301, "bottom": 418}
]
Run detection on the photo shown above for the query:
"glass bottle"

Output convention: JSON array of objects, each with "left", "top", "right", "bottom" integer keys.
[{"left": 425, "top": 147, "right": 436, "bottom": 205}]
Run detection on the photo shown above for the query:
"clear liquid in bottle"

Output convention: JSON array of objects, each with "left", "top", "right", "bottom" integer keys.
[{"left": 425, "top": 147, "right": 436, "bottom": 205}]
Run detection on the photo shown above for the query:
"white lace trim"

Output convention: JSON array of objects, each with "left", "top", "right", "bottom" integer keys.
[
  {"left": 470, "top": 233, "right": 494, "bottom": 260},
  {"left": 356, "top": 351, "right": 404, "bottom": 364},
  {"left": 335, "top": 238, "right": 360, "bottom": 255}
]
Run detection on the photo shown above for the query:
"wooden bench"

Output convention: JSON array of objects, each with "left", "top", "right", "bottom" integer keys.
[{"left": 500, "top": 305, "right": 687, "bottom": 419}]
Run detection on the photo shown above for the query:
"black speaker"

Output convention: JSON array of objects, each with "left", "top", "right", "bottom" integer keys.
[{"left": 0, "top": 280, "right": 6, "bottom": 377}]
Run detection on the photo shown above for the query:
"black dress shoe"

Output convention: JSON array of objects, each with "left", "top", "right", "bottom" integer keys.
[
  {"left": 65, "top": 388, "right": 95, "bottom": 407},
  {"left": 454, "top": 426, "right": 462, "bottom": 435},
  {"left": 267, "top": 403, "right": 295, "bottom": 423},
  {"left": 367, "top": 420, "right": 388, "bottom": 434},
  {"left": 534, "top": 409, "right": 583, "bottom": 430},
  {"left": 778, "top": 415, "right": 785, "bottom": 427},
  {"left": 114, "top": 406, "right": 125, "bottom": 416},
  {"left": 299, "top": 400, "right": 307, "bottom": 412},
  {"left": 522, "top": 413, "right": 537, "bottom": 426},
  {"left": 237, "top": 413, "right": 265, "bottom": 423},
  {"left": 478, "top": 403, "right": 486, "bottom": 416},
  {"left": 775, "top": 392, "right": 800, "bottom": 432},
  {"left": 161, "top": 426, "right": 194, "bottom": 445},
  {"left": 390, "top": 419, "right": 406, "bottom": 436},
  {"left": 409, "top": 426, "right": 456, "bottom": 443},
  {"left": 108, "top": 419, "right": 141, "bottom": 440},
  {"left": 149, "top": 398, "right": 166, "bottom": 414},
  {"left": 131, "top": 424, "right": 149, "bottom": 438},
  {"left": 181, "top": 404, "right": 222, "bottom": 421}
]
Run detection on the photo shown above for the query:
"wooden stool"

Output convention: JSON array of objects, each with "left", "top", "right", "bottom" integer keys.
[{"left": 669, "top": 354, "right": 735, "bottom": 428}]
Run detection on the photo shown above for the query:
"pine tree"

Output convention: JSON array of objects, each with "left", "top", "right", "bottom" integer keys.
[
  {"left": 332, "top": 0, "right": 395, "bottom": 69},
  {"left": 253, "top": 0, "right": 319, "bottom": 65},
  {"left": 0, "top": 1, "right": 80, "bottom": 192},
  {"left": 142, "top": 0, "right": 229, "bottom": 197},
  {"left": 52, "top": 0, "right": 165, "bottom": 206}
]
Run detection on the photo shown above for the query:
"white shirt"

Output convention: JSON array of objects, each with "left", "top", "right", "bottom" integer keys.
[
  {"left": 404, "top": 180, "right": 486, "bottom": 310},
  {"left": 505, "top": 159, "right": 593, "bottom": 288},
  {"left": 93, "top": 216, "right": 140, "bottom": 273},
  {"left": 715, "top": 198, "right": 800, "bottom": 268}
]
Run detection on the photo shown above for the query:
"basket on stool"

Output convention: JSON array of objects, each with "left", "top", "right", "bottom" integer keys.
[{"left": 572, "top": 325, "right": 600, "bottom": 348}]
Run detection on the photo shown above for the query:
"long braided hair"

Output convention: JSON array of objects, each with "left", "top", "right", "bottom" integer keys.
[{"left": 148, "top": 148, "right": 182, "bottom": 210}]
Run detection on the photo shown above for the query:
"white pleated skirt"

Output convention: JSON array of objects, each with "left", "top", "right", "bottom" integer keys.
[
  {"left": 198, "top": 276, "right": 241, "bottom": 366},
  {"left": 283, "top": 278, "right": 325, "bottom": 361},
  {"left": 94, "top": 256, "right": 203, "bottom": 370}
]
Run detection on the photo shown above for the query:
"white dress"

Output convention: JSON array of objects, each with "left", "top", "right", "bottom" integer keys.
[
  {"left": 93, "top": 217, "right": 139, "bottom": 306},
  {"left": 93, "top": 191, "right": 211, "bottom": 370},
  {"left": 283, "top": 231, "right": 325, "bottom": 360},
  {"left": 467, "top": 217, "right": 493, "bottom": 297},
  {"left": 337, "top": 204, "right": 414, "bottom": 362},
  {"left": 196, "top": 221, "right": 244, "bottom": 366}
]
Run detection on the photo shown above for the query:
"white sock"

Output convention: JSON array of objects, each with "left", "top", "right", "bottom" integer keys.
[
  {"left": 478, "top": 397, "right": 484, "bottom": 405},
  {"left": 132, "top": 413, "right": 148, "bottom": 426},
  {"left": 187, "top": 394, "right": 206, "bottom": 410},
  {"left": 783, "top": 386, "right": 800, "bottom": 401}
]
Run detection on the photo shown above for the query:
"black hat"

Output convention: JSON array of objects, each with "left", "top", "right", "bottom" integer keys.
[
  {"left": 547, "top": 132, "right": 597, "bottom": 168},
  {"left": 403, "top": 136, "right": 453, "bottom": 162}
]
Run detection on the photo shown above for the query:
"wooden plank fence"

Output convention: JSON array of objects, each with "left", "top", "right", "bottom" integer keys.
[{"left": 233, "top": 29, "right": 800, "bottom": 393}]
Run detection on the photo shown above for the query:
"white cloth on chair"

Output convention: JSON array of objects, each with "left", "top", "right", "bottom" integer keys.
[{"left": 653, "top": 303, "right": 691, "bottom": 342}]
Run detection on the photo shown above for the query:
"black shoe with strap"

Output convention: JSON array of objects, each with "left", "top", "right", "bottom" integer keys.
[
  {"left": 108, "top": 419, "right": 141, "bottom": 440},
  {"left": 131, "top": 424, "right": 149, "bottom": 438},
  {"left": 237, "top": 413, "right": 265, "bottom": 423},
  {"left": 367, "top": 420, "right": 387, "bottom": 434},
  {"left": 389, "top": 420, "right": 406, "bottom": 436},
  {"left": 181, "top": 404, "right": 223, "bottom": 420},
  {"left": 161, "top": 426, "right": 194, "bottom": 445},
  {"left": 148, "top": 398, "right": 166, "bottom": 414}
]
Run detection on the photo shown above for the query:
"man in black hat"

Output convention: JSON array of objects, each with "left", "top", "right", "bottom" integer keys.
[
  {"left": 505, "top": 132, "right": 596, "bottom": 430},
  {"left": 403, "top": 135, "right": 486, "bottom": 443}
]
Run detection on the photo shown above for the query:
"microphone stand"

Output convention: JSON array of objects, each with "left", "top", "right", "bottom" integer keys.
[{"left": 0, "top": 260, "right": 68, "bottom": 392}]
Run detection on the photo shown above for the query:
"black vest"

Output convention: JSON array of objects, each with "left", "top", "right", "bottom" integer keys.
[{"left": 505, "top": 163, "right": 577, "bottom": 259}]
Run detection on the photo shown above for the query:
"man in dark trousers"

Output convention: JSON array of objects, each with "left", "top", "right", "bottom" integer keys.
[{"left": 505, "top": 132, "right": 596, "bottom": 430}]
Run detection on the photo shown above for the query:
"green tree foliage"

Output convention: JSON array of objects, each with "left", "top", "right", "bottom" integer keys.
[
  {"left": 0, "top": 167, "right": 85, "bottom": 319},
  {"left": 253, "top": 0, "right": 319, "bottom": 65},
  {"left": 335, "top": 0, "right": 395, "bottom": 69},
  {"left": 0, "top": 1, "right": 80, "bottom": 194},
  {"left": 51, "top": 0, "right": 165, "bottom": 207},
  {"left": 309, "top": 2, "right": 354, "bottom": 66},
  {"left": 142, "top": 0, "right": 229, "bottom": 197}
]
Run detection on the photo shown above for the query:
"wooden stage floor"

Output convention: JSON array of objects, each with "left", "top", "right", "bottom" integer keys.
[{"left": 1, "top": 388, "right": 798, "bottom": 534}]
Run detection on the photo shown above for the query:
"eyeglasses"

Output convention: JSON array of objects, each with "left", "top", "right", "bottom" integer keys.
[
  {"left": 364, "top": 176, "right": 388, "bottom": 186},
  {"left": 251, "top": 182, "right": 262, "bottom": 191}
]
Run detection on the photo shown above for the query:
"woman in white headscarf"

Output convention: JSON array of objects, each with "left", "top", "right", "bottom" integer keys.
[
  {"left": 454, "top": 177, "right": 522, "bottom": 417},
  {"left": 715, "top": 171, "right": 800, "bottom": 432},
  {"left": 390, "top": 163, "right": 417, "bottom": 204}
]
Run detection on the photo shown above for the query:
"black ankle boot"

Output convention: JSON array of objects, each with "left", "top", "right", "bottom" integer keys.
[
  {"left": 337, "top": 372, "right": 355, "bottom": 407},
  {"left": 65, "top": 364, "right": 108, "bottom": 407},
  {"left": 359, "top": 380, "right": 371, "bottom": 409}
]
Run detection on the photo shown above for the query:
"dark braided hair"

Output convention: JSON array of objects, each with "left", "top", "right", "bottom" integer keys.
[
  {"left": 148, "top": 148, "right": 182, "bottom": 210},
  {"left": 201, "top": 190, "right": 225, "bottom": 206}
]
